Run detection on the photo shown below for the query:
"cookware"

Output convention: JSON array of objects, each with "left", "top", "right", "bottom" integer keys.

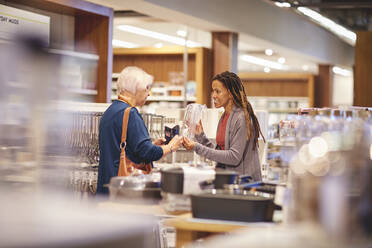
[
  {"left": 160, "top": 167, "right": 238, "bottom": 194},
  {"left": 108, "top": 175, "right": 161, "bottom": 203},
  {"left": 191, "top": 189, "right": 275, "bottom": 222}
]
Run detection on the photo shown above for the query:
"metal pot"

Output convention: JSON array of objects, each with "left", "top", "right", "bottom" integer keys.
[
  {"left": 191, "top": 189, "right": 275, "bottom": 222},
  {"left": 160, "top": 167, "right": 239, "bottom": 194},
  {"left": 108, "top": 175, "right": 161, "bottom": 203}
]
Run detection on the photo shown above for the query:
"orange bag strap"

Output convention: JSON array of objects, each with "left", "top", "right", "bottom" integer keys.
[
  {"left": 118, "top": 107, "right": 132, "bottom": 176},
  {"left": 121, "top": 107, "right": 132, "bottom": 146}
]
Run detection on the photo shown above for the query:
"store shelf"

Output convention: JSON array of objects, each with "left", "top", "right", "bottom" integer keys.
[
  {"left": 268, "top": 109, "right": 298, "bottom": 114},
  {"left": 111, "top": 95, "right": 196, "bottom": 102},
  {"left": 48, "top": 49, "right": 99, "bottom": 61},
  {"left": 147, "top": 96, "right": 196, "bottom": 102},
  {"left": 67, "top": 88, "right": 98, "bottom": 95}
]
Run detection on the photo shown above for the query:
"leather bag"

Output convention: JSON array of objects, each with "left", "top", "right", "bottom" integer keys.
[{"left": 117, "top": 107, "right": 152, "bottom": 176}]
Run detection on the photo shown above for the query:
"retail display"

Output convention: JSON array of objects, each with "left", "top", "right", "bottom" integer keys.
[
  {"left": 108, "top": 174, "right": 162, "bottom": 203},
  {"left": 181, "top": 103, "right": 207, "bottom": 140},
  {"left": 191, "top": 189, "right": 275, "bottom": 222}
]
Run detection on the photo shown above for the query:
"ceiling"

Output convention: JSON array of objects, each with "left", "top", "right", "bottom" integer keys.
[
  {"left": 270, "top": 0, "right": 372, "bottom": 31},
  {"left": 86, "top": 0, "right": 364, "bottom": 74},
  {"left": 112, "top": 12, "right": 318, "bottom": 74}
]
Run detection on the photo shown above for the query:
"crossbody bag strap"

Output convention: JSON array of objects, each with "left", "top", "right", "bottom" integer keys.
[
  {"left": 118, "top": 107, "right": 132, "bottom": 177},
  {"left": 121, "top": 107, "right": 132, "bottom": 146}
]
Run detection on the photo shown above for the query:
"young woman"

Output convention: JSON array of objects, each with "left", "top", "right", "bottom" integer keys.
[{"left": 183, "top": 71, "right": 265, "bottom": 181}]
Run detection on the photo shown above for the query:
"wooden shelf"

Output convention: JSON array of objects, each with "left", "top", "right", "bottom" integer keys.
[
  {"left": 267, "top": 108, "right": 298, "bottom": 114},
  {"left": 239, "top": 73, "right": 314, "bottom": 108},
  {"left": 48, "top": 49, "right": 99, "bottom": 60},
  {"left": 111, "top": 95, "right": 196, "bottom": 102},
  {"left": 147, "top": 96, "right": 196, "bottom": 102},
  {"left": 113, "top": 46, "right": 212, "bottom": 106}
]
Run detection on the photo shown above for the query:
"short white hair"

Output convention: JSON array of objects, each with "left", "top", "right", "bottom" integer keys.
[{"left": 117, "top": 66, "right": 153, "bottom": 94}]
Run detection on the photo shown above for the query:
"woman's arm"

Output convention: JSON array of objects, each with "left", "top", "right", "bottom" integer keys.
[
  {"left": 194, "top": 115, "right": 247, "bottom": 166},
  {"left": 195, "top": 132, "right": 215, "bottom": 148}
]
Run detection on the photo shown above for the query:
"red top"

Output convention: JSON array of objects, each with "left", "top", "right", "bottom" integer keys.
[{"left": 216, "top": 112, "right": 230, "bottom": 150}]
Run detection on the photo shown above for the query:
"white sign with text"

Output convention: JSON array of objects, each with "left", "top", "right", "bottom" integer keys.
[{"left": 0, "top": 4, "right": 50, "bottom": 44}]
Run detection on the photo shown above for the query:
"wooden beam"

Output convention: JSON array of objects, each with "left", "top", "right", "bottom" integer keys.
[
  {"left": 212, "top": 32, "right": 238, "bottom": 75},
  {"left": 354, "top": 31, "right": 372, "bottom": 107},
  {"left": 314, "top": 65, "right": 333, "bottom": 107}
]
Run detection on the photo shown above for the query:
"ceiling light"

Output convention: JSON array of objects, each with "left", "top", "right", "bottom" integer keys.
[
  {"left": 278, "top": 57, "right": 286, "bottom": 64},
  {"left": 297, "top": 7, "right": 356, "bottom": 45},
  {"left": 275, "top": 2, "right": 291, "bottom": 8},
  {"left": 117, "top": 25, "right": 201, "bottom": 47},
  {"left": 264, "top": 67, "right": 271, "bottom": 73},
  {"left": 240, "top": 55, "right": 288, "bottom": 70},
  {"left": 265, "top": 49, "right": 273, "bottom": 56},
  {"left": 302, "top": 65, "right": 309, "bottom": 71},
  {"left": 176, "top": 30, "right": 187, "bottom": 37},
  {"left": 154, "top": 42, "right": 163, "bottom": 48},
  {"left": 332, "top": 66, "right": 351, "bottom": 77},
  {"left": 112, "top": 39, "right": 138, "bottom": 48}
]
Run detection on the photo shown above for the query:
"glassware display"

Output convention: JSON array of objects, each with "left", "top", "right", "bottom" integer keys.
[{"left": 181, "top": 103, "right": 206, "bottom": 140}]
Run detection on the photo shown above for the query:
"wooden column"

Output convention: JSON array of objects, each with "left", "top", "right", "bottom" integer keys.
[
  {"left": 354, "top": 31, "right": 372, "bottom": 107},
  {"left": 315, "top": 65, "right": 333, "bottom": 107},
  {"left": 212, "top": 32, "right": 238, "bottom": 75}
]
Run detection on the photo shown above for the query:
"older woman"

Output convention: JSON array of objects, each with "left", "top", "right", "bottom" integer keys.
[
  {"left": 97, "top": 66, "right": 182, "bottom": 194},
  {"left": 183, "top": 71, "right": 265, "bottom": 181}
]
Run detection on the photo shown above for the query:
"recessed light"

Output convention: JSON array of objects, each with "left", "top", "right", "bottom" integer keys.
[
  {"left": 112, "top": 39, "right": 138, "bottom": 48},
  {"left": 265, "top": 49, "right": 273, "bottom": 56},
  {"left": 302, "top": 65, "right": 309, "bottom": 71},
  {"left": 154, "top": 42, "right": 163, "bottom": 48},
  {"left": 278, "top": 57, "right": 286, "bottom": 64},
  {"left": 297, "top": 7, "right": 356, "bottom": 45},
  {"left": 176, "top": 30, "right": 187, "bottom": 37},
  {"left": 275, "top": 2, "right": 291, "bottom": 8},
  {"left": 332, "top": 66, "right": 351, "bottom": 77},
  {"left": 264, "top": 67, "right": 271, "bottom": 73},
  {"left": 117, "top": 25, "right": 201, "bottom": 47},
  {"left": 240, "top": 55, "right": 288, "bottom": 70}
]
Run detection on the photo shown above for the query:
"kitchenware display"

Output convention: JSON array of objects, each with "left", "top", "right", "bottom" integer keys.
[
  {"left": 108, "top": 174, "right": 162, "bottom": 203},
  {"left": 160, "top": 167, "right": 239, "bottom": 194},
  {"left": 191, "top": 189, "right": 275, "bottom": 222},
  {"left": 181, "top": 103, "right": 206, "bottom": 140},
  {"left": 141, "top": 113, "right": 165, "bottom": 140}
]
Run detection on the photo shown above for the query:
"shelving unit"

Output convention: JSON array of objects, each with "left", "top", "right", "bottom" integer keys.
[
  {"left": 8, "top": 0, "right": 113, "bottom": 103},
  {"left": 48, "top": 49, "right": 99, "bottom": 61},
  {"left": 112, "top": 46, "right": 212, "bottom": 106},
  {"left": 240, "top": 73, "right": 314, "bottom": 125},
  {"left": 239, "top": 73, "right": 314, "bottom": 107}
]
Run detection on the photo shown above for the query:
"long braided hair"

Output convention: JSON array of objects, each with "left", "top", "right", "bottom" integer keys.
[{"left": 212, "top": 71, "right": 265, "bottom": 148}]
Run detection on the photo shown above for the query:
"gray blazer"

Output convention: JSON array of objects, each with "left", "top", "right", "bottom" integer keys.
[{"left": 194, "top": 106, "right": 262, "bottom": 181}]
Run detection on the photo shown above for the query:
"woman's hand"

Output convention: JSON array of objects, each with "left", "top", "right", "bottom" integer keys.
[
  {"left": 153, "top": 138, "right": 166, "bottom": 146},
  {"left": 195, "top": 120, "right": 204, "bottom": 135},
  {"left": 168, "top": 135, "right": 183, "bottom": 151},
  {"left": 182, "top": 137, "right": 196, "bottom": 151},
  {"left": 161, "top": 135, "right": 182, "bottom": 156}
]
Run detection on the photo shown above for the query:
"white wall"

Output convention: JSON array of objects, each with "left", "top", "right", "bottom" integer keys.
[{"left": 332, "top": 73, "right": 354, "bottom": 106}]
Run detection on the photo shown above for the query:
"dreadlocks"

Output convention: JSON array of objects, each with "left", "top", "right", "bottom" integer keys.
[{"left": 212, "top": 71, "right": 265, "bottom": 148}]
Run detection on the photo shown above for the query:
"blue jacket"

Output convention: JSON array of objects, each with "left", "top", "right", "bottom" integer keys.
[{"left": 96, "top": 100, "right": 163, "bottom": 194}]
